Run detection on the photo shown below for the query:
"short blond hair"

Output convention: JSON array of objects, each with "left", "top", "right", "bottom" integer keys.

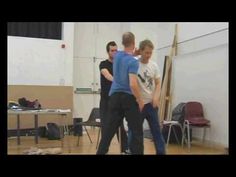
[{"left": 139, "top": 39, "right": 154, "bottom": 51}]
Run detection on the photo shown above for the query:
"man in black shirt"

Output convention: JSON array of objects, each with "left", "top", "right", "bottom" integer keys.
[{"left": 99, "top": 41, "right": 128, "bottom": 153}]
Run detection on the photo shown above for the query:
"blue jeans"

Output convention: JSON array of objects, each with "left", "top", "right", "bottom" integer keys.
[{"left": 128, "top": 103, "right": 166, "bottom": 154}]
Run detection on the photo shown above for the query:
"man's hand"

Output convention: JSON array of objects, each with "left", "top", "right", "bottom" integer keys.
[
  {"left": 133, "top": 48, "right": 140, "bottom": 56},
  {"left": 137, "top": 99, "right": 144, "bottom": 112}
]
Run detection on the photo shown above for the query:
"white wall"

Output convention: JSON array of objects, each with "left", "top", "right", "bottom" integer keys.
[
  {"left": 73, "top": 23, "right": 128, "bottom": 119},
  {"left": 156, "top": 23, "right": 228, "bottom": 74},
  {"left": 155, "top": 22, "right": 228, "bottom": 147},
  {"left": 172, "top": 44, "right": 228, "bottom": 147},
  {"left": 8, "top": 22, "right": 74, "bottom": 86},
  {"left": 62, "top": 22, "right": 75, "bottom": 86},
  {"left": 178, "top": 22, "right": 228, "bottom": 42}
]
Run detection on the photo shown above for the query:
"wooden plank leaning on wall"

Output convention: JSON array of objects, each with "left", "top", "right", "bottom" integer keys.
[{"left": 159, "top": 24, "right": 178, "bottom": 122}]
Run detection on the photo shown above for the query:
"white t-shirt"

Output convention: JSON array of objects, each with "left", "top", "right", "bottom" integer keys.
[{"left": 137, "top": 59, "right": 161, "bottom": 104}]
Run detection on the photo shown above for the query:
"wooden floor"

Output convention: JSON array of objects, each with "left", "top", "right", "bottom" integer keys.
[{"left": 8, "top": 128, "right": 227, "bottom": 155}]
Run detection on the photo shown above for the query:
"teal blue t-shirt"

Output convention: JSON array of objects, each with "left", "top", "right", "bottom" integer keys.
[{"left": 109, "top": 51, "right": 139, "bottom": 96}]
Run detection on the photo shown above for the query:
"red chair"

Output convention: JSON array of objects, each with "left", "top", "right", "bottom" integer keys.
[{"left": 182, "top": 102, "right": 210, "bottom": 150}]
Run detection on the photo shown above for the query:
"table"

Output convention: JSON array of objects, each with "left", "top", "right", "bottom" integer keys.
[{"left": 8, "top": 109, "right": 71, "bottom": 152}]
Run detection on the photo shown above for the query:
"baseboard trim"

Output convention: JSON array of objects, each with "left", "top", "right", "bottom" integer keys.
[{"left": 192, "top": 137, "right": 227, "bottom": 151}]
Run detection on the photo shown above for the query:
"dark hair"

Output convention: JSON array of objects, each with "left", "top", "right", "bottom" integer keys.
[{"left": 106, "top": 41, "right": 117, "bottom": 53}]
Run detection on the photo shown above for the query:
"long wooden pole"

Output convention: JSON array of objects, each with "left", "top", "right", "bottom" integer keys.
[
  {"left": 159, "top": 24, "right": 178, "bottom": 122},
  {"left": 166, "top": 24, "right": 178, "bottom": 121}
]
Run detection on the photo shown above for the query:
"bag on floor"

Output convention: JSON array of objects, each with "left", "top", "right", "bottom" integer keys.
[
  {"left": 39, "top": 126, "right": 48, "bottom": 138},
  {"left": 46, "top": 123, "right": 63, "bottom": 140}
]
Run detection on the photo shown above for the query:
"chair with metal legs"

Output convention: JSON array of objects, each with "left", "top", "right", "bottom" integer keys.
[
  {"left": 76, "top": 108, "right": 101, "bottom": 149},
  {"left": 181, "top": 102, "right": 210, "bottom": 150},
  {"left": 163, "top": 120, "right": 183, "bottom": 147}
]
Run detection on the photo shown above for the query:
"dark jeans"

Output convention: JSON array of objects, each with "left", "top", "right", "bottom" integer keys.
[
  {"left": 97, "top": 92, "right": 144, "bottom": 154},
  {"left": 128, "top": 103, "right": 166, "bottom": 154},
  {"left": 99, "top": 95, "right": 128, "bottom": 152}
]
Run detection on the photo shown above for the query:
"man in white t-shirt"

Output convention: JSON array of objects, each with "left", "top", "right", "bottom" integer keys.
[{"left": 128, "top": 39, "right": 166, "bottom": 154}]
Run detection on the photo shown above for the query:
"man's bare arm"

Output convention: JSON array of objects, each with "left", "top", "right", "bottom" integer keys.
[
  {"left": 152, "top": 78, "right": 161, "bottom": 108},
  {"left": 101, "top": 69, "right": 113, "bottom": 81}
]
